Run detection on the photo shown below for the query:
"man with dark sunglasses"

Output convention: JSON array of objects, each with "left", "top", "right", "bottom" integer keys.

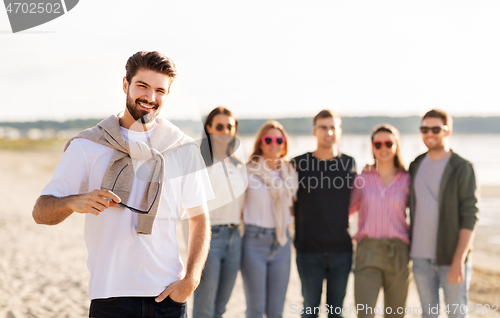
[
  {"left": 409, "top": 109, "right": 479, "bottom": 318},
  {"left": 291, "top": 110, "right": 356, "bottom": 318},
  {"left": 32, "top": 51, "right": 214, "bottom": 318}
]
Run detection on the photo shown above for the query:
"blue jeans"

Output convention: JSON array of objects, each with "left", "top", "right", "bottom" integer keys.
[
  {"left": 296, "top": 251, "right": 353, "bottom": 318},
  {"left": 412, "top": 259, "right": 472, "bottom": 318},
  {"left": 89, "top": 296, "right": 186, "bottom": 318},
  {"left": 241, "top": 224, "right": 291, "bottom": 318},
  {"left": 193, "top": 225, "right": 242, "bottom": 318}
]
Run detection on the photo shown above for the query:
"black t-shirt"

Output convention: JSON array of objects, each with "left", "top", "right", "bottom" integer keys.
[{"left": 292, "top": 152, "right": 356, "bottom": 254}]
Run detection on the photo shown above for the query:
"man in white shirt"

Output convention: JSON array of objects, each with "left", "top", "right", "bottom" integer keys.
[{"left": 32, "top": 51, "right": 214, "bottom": 318}]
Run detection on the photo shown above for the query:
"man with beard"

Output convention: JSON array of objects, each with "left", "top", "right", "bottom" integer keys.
[
  {"left": 409, "top": 109, "right": 479, "bottom": 318},
  {"left": 32, "top": 51, "right": 214, "bottom": 318}
]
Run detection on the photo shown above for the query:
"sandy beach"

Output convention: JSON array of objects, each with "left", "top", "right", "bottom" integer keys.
[{"left": 0, "top": 148, "right": 498, "bottom": 318}]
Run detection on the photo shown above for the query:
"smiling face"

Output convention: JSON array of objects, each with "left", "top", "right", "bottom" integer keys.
[
  {"left": 372, "top": 131, "right": 397, "bottom": 165},
  {"left": 260, "top": 128, "right": 285, "bottom": 160},
  {"left": 206, "top": 114, "right": 237, "bottom": 148},
  {"left": 313, "top": 116, "right": 342, "bottom": 149},
  {"left": 123, "top": 68, "right": 170, "bottom": 124},
  {"left": 421, "top": 117, "right": 450, "bottom": 151}
]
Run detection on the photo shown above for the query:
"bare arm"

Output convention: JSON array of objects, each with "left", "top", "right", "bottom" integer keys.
[
  {"left": 32, "top": 190, "right": 121, "bottom": 225},
  {"left": 448, "top": 228, "right": 475, "bottom": 284},
  {"left": 184, "top": 205, "right": 211, "bottom": 286},
  {"left": 156, "top": 203, "right": 211, "bottom": 303}
]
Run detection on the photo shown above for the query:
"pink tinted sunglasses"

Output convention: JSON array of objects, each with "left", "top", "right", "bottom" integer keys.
[
  {"left": 261, "top": 135, "right": 286, "bottom": 145},
  {"left": 373, "top": 140, "right": 394, "bottom": 149}
]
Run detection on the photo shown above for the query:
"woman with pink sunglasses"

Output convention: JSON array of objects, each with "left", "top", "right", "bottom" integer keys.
[
  {"left": 241, "top": 121, "right": 298, "bottom": 318},
  {"left": 349, "top": 124, "right": 412, "bottom": 318}
]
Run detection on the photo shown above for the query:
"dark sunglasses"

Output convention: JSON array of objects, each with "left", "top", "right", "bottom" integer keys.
[
  {"left": 373, "top": 140, "right": 394, "bottom": 149},
  {"left": 215, "top": 123, "right": 235, "bottom": 132},
  {"left": 111, "top": 163, "right": 160, "bottom": 214},
  {"left": 261, "top": 135, "right": 285, "bottom": 145},
  {"left": 420, "top": 126, "right": 449, "bottom": 134}
]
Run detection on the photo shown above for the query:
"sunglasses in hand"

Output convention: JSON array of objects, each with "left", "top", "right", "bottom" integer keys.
[
  {"left": 261, "top": 135, "right": 286, "bottom": 145},
  {"left": 110, "top": 163, "right": 160, "bottom": 214}
]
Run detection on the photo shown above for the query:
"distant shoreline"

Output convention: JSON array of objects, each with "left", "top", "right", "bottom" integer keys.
[{"left": 1, "top": 116, "right": 500, "bottom": 136}]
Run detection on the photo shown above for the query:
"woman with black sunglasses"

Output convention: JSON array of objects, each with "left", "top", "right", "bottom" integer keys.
[
  {"left": 193, "top": 107, "right": 248, "bottom": 318},
  {"left": 241, "top": 121, "right": 298, "bottom": 318},
  {"left": 349, "top": 124, "right": 412, "bottom": 318}
]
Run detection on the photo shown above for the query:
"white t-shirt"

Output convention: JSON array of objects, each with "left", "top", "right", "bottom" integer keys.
[
  {"left": 206, "top": 145, "right": 248, "bottom": 225},
  {"left": 243, "top": 170, "right": 291, "bottom": 228},
  {"left": 41, "top": 125, "right": 214, "bottom": 300}
]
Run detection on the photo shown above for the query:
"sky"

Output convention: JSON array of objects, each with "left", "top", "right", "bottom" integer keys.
[{"left": 1, "top": 0, "right": 500, "bottom": 122}]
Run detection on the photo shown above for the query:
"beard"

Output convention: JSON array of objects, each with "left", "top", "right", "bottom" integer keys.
[{"left": 125, "top": 91, "right": 160, "bottom": 124}]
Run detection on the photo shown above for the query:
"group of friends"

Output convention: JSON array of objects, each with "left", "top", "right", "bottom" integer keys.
[{"left": 32, "top": 51, "right": 479, "bottom": 318}]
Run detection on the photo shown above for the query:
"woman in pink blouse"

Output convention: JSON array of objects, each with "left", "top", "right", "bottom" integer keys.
[{"left": 349, "top": 124, "right": 411, "bottom": 318}]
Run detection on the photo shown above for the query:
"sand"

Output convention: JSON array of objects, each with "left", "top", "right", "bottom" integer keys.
[{"left": 0, "top": 148, "right": 498, "bottom": 318}]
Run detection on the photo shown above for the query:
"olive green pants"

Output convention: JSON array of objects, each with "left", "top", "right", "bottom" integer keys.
[{"left": 354, "top": 238, "right": 412, "bottom": 318}]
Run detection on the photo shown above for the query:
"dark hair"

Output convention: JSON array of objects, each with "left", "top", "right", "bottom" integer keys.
[
  {"left": 125, "top": 51, "right": 178, "bottom": 89},
  {"left": 200, "top": 107, "right": 240, "bottom": 167},
  {"left": 422, "top": 109, "right": 453, "bottom": 130},
  {"left": 371, "top": 124, "right": 405, "bottom": 170},
  {"left": 313, "top": 109, "right": 342, "bottom": 126},
  {"left": 249, "top": 120, "right": 289, "bottom": 162}
]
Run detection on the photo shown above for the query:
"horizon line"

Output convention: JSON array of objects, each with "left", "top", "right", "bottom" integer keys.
[{"left": 2, "top": 114, "right": 500, "bottom": 124}]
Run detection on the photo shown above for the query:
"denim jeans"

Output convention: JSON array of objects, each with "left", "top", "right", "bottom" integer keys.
[
  {"left": 412, "top": 258, "right": 472, "bottom": 318},
  {"left": 89, "top": 296, "right": 186, "bottom": 318},
  {"left": 296, "top": 251, "right": 353, "bottom": 318},
  {"left": 241, "top": 224, "right": 291, "bottom": 318},
  {"left": 193, "top": 225, "right": 242, "bottom": 318}
]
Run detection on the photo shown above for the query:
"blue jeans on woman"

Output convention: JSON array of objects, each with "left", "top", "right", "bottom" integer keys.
[
  {"left": 296, "top": 251, "right": 353, "bottom": 318},
  {"left": 193, "top": 225, "right": 242, "bottom": 318},
  {"left": 241, "top": 224, "right": 291, "bottom": 318},
  {"left": 412, "top": 258, "right": 472, "bottom": 318}
]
